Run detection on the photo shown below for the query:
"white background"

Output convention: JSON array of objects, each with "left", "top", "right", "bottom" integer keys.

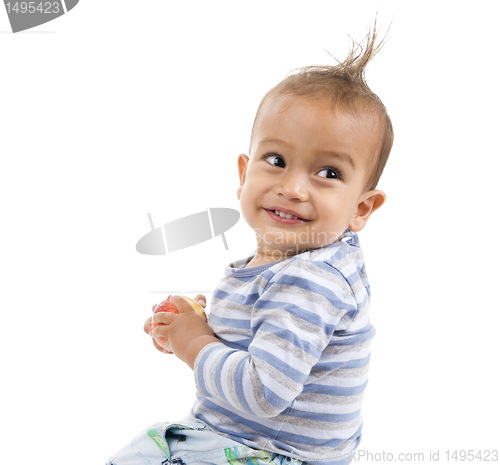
[{"left": 1, "top": 1, "right": 499, "bottom": 463}]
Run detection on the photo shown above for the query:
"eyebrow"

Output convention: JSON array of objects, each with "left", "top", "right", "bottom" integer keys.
[
  {"left": 317, "top": 150, "right": 355, "bottom": 170},
  {"left": 258, "top": 137, "right": 293, "bottom": 148},
  {"left": 259, "top": 137, "right": 355, "bottom": 169}
]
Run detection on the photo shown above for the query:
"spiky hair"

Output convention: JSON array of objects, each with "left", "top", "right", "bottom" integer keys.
[{"left": 252, "top": 28, "right": 393, "bottom": 190}]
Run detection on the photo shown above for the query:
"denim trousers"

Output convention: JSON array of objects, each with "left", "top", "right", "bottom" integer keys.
[{"left": 106, "top": 418, "right": 303, "bottom": 465}]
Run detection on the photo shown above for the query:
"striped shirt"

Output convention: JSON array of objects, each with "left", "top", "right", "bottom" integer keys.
[{"left": 191, "top": 231, "right": 375, "bottom": 464}]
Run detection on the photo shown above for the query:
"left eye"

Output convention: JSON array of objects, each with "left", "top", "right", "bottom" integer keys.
[
  {"left": 264, "top": 153, "right": 286, "bottom": 168},
  {"left": 317, "top": 168, "right": 341, "bottom": 179}
]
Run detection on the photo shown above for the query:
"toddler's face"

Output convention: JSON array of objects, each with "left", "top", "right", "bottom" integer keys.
[{"left": 237, "top": 94, "right": 384, "bottom": 265}]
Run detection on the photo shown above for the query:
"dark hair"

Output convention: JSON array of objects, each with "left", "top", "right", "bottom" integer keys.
[{"left": 252, "top": 28, "right": 393, "bottom": 190}]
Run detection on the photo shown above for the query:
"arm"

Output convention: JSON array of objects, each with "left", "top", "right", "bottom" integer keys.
[{"left": 194, "top": 261, "right": 357, "bottom": 418}]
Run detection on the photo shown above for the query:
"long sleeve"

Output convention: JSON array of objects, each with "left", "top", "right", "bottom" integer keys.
[
  {"left": 194, "top": 258, "right": 357, "bottom": 419},
  {"left": 190, "top": 237, "right": 374, "bottom": 464}
]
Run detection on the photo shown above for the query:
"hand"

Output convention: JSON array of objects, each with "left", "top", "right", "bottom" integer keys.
[
  {"left": 144, "top": 294, "right": 207, "bottom": 354},
  {"left": 151, "top": 295, "right": 220, "bottom": 368},
  {"left": 144, "top": 315, "right": 171, "bottom": 354}
]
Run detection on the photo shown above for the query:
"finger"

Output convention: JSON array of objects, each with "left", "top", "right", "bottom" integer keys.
[
  {"left": 144, "top": 317, "right": 153, "bottom": 335},
  {"left": 170, "top": 295, "right": 194, "bottom": 314},
  {"left": 151, "top": 336, "right": 172, "bottom": 354},
  {"left": 194, "top": 294, "right": 207, "bottom": 308},
  {"left": 152, "top": 322, "right": 170, "bottom": 339},
  {"left": 152, "top": 311, "right": 177, "bottom": 325}
]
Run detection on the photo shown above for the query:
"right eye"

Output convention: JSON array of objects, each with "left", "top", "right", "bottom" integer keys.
[{"left": 264, "top": 153, "right": 286, "bottom": 168}]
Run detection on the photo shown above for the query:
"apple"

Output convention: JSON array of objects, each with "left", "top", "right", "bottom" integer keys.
[{"left": 151, "top": 295, "right": 207, "bottom": 350}]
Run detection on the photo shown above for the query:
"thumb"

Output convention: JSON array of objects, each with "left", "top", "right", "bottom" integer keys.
[{"left": 194, "top": 294, "right": 207, "bottom": 308}]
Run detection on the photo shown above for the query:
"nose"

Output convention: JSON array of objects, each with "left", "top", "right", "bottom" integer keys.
[{"left": 275, "top": 170, "right": 309, "bottom": 201}]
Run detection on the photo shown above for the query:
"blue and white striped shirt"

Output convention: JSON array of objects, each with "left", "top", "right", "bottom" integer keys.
[{"left": 191, "top": 231, "right": 375, "bottom": 464}]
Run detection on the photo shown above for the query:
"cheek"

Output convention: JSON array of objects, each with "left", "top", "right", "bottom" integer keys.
[
  {"left": 237, "top": 186, "right": 255, "bottom": 217},
  {"left": 240, "top": 176, "right": 262, "bottom": 200},
  {"left": 318, "top": 195, "right": 356, "bottom": 227}
]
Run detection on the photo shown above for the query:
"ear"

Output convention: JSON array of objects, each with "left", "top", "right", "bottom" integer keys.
[
  {"left": 348, "top": 190, "right": 386, "bottom": 232},
  {"left": 237, "top": 154, "right": 249, "bottom": 200}
]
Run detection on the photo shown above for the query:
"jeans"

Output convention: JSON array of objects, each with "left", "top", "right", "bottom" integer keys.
[{"left": 106, "top": 419, "right": 303, "bottom": 465}]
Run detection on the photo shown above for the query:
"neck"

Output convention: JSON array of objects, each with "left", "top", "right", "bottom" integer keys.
[{"left": 245, "top": 240, "right": 301, "bottom": 268}]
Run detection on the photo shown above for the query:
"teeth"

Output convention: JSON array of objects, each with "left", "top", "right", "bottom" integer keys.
[{"left": 274, "top": 210, "right": 299, "bottom": 220}]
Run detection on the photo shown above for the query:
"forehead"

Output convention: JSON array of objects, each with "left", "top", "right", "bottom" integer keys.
[{"left": 252, "top": 94, "right": 382, "bottom": 169}]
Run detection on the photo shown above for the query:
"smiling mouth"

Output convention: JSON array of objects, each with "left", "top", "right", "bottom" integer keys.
[{"left": 265, "top": 208, "right": 310, "bottom": 223}]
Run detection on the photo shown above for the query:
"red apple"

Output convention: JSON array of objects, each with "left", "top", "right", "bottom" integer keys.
[
  {"left": 151, "top": 295, "right": 207, "bottom": 350},
  {"left": 153, "top": 295, "right": 179, "bottom": 316}
]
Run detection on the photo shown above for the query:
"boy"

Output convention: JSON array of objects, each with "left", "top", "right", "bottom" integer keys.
[{"left": 107, "top": 30, "right": 393, "bottom": 465}]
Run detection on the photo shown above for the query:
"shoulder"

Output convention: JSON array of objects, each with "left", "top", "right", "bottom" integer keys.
[
  {"left": 264, "top": 232, "right": 370, "bottom": 319},
  {"left": 309, "top": 231, "right": 370, "bottom": 298},
  {"left": 273, "top": 231, "right": 366, "bottom": 286}
]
